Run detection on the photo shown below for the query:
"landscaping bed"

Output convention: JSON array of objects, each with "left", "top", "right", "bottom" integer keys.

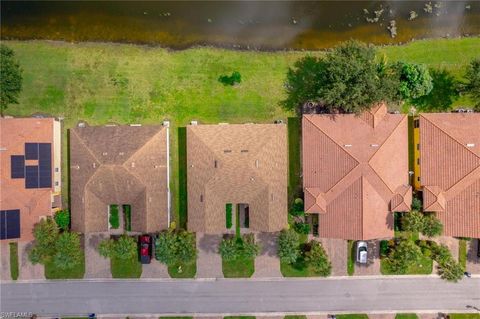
[
  {"left": 458, "top": 239, "right": 467, "bottom": 268},
  {"left": 380, "top": 253, "right": 433, "bottom": 275},
  {"left": 347, "top": 240, "right": 355, "bottom": 276},
  {"left": 9, "top": 242, "right": 19, "bottom": 280},
  {"left": 168, "top": 260, "right": 197, "bottom": 278},
  {"left": 109, "top": 204, "right": 120, "bottom": 229}
]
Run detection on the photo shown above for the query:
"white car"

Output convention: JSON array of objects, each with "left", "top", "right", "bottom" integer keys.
[{"left": 356, "top": 241, "right": 368, "bottom": 264}]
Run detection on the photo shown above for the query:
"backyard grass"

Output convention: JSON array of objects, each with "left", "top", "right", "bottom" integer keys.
[
  {"left": 222, "top": 256, "right": 255, "bottom": 278},
  {"left": 9, "top": 242, "right": 19, "bottom": 280},
  {"left": 177, "top": 127, "right": 188, "bottom": 229},
  {"left": 3, "top": 38, "right": 479, "bottom": 223},
  {"left": 395, "top": 314, "right": 418, "bottom": 319},
  {"left": 336, "top": 315, "right": 369, "bottom": 319},
  {"left": 347, "top": 240, "right": 355, "bottom": 276},
  {"left": 458, "top": 239, "right": 467, "bottom": 269},
  {"left": 168, "top": 260, "right": 197, "bottom": 278},
  {"left": 111, "top": 255, "right": 142, "bottom": 278},
  {"left": 380, "top": 253, "right": 433, "bottom": 275},
  {"left": 448, "top": 315, "right": 480, "bottom": 319},
  {"left": 44, "top": 253, "right": 85, "bottom": 279}
]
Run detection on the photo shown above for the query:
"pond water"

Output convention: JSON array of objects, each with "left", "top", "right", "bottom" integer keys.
[{"left": 1, "top": 1, "right": 479, "bottom": 50}]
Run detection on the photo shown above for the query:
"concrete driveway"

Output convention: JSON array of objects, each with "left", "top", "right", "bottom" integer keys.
[
  {"left": 317, "top": 238, "right": 347, "bottom": 276},
  {"left": 196, "top": 233, "right": 223, "bottom": 278},
  {"left": 84, "top": 233, "right": 111, "bottom": 279},
  {"left": 17, "top": 241, "right": 44, "bottom": 280},
  {"left": 354, "top": 240, "right": 381, "bottom": 276},
  {"left": 253, "top": 232, "right": 281, "bottom": 278},
  {"left": 0, "top": 242, "right": 11, "bottom": 280}
]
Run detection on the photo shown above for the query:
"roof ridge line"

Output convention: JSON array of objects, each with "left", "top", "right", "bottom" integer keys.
[
  {"left": 71, "top": 129, "right": 102, "bottom": 189},
  {"left": 123, "top": 127, "right": 166, "bottom": 165},
  {"left": 444, "top": 166, "right": 480, "bottom": 200},
  {"left": 422, "top": 115, "right": 480, "bottom": 162}
]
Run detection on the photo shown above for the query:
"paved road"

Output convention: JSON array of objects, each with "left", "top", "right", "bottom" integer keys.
[{"left": 1, "top": 277, "right": 480, "bottom": 316}]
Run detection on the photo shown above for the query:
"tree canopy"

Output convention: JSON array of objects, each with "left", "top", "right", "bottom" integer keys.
[
  {"left": 461, "top": 58, "right": 480, "bottom": 110},
  {"left": 0, "top": 45, "right": 22, "bottom": 116},
  {"left": 277, "top": 229, "right": 300, "bottom": 264},
  {"left": 155, "top": 230, "right": 197, "bottom": 266},
  {"left": 283, "top": 40, "right": 434, "bottom": 114}
]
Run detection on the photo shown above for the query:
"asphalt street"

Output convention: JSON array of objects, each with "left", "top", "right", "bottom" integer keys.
[{"left": 1, "top": 277, "right": 479, "bottom": 316}]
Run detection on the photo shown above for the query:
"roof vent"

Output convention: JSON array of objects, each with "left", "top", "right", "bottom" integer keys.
[
  {"left": 241, "top": 150, "right": 249, "bottom": 153},
  {"left": 119, "top": 152, "right": 124, "bottom": 156},
  {"left": 131, "top": 162, "right": 135, "bottom": 168},
  {"left": 371, "top": 144, "right": 379, "bottom": 147},
  {"left": 466, "top": 143, "right": 475, "bottom": 148},
  {"left": 255, "top": 160, "right": 259, "bottom": 168},
  {"left": 163, "top": 120, "right": 170, "bottom": 127},
  {"left": 214, "top": 160, "right": 218, "bottom": 168},
  {"left": 344, "top": 144, "right": 352, "bottom": 148},
  {"left": 92, "top": 163, "right": 96, "bottom": 168},
  {"left": 102, "top": 152, "right": 108, "bottom": 156},
  {"left": 190, "top": 120, "right": 198, "bottom": 125},
  {"left": 224, "top": 149, "right": 232, "bottom": 153}
]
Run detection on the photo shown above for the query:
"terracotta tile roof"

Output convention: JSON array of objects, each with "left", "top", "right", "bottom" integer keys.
[
  {"left": 187, "top": 124, "right": 288, "bottom": 234},
  {"left": 419, "top": 113, "right": 480, "bottom": 237},
  {"left": 70, "top": 125, "right": 169, "bottom": 233},
  {"left": 0, "top": 118, "right": 58, "bottom": 242},
  {"left": 302, "top": 104, "right": 411, "bottom": 240}
]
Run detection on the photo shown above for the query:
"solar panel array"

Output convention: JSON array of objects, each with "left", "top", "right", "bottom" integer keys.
[
  {"left": 9, "top": 143, "right": 52, "bottom": 189},
  {"left": 0, "top": 209, "right": 20, "bottom": 240}
]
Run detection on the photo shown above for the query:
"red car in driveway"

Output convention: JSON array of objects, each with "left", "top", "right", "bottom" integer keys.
[{"left": 139, "top": 235, "right": 152, "bottom": 264}]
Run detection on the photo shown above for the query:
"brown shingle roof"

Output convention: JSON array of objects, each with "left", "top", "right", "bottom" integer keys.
[
  {"left": 0, "top": 118, "right": 58, "bottom": 242},
  {"left": 70, "top": 125, "right": 169, "bottom": 233},
  {"left": 187, "top": 124, "right": 288, "bottom": 234},
  {"left": 302, "top": 104, "right": 411, "bottom": 240},
  {"left": 419, "top": 113, "right": 480, "bottom": 237}
]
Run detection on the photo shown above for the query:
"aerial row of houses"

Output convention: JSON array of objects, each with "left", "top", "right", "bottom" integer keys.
[{"left": 1, "top": 104, "right": 479, "bottom": 243}]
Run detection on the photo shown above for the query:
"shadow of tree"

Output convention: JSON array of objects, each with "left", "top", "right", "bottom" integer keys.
[{"left": 412, "top": 69, "right": 459, "bottom": 112}]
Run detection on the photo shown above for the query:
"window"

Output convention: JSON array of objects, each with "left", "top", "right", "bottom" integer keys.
[
  {"left": 413, "top": 119, "right": 420, "bottom": 128},
  {"left": 417, "top": 158, "right": 420, "bottom": 165},
  {"left": 416, "top": 144, "right": 420, "bottom": 150},
  {"left": 200, "top": 195, "right": 203, "bottom": 202},
  {"left": 214, "top": 160, "right": 218, "bottom": 168},
  {"left": 417, "top": 177, "right": 420, "bottom": 182},
  {"left": 55, "top": 167, "right": 59, "bottom": 172}
]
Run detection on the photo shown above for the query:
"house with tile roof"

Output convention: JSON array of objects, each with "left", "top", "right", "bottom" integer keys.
[
  {"left": 186, "top": 123, "right": 288, "bottom": 234},
  {"left": 70, "top": 124, "right": 170, "bottom": 233},
  {"left": 302, "top": 104, "right": 412, "bottom": 240},
  {"left": 418, "top": 113, "right": 480, "bottom": 238},
  {"left": 0, "top": 117, "right": 62, "bottom": 242}
]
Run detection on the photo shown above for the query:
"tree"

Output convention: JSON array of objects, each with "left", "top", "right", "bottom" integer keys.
[
  {"left": 278, "top": 229, "right": 300, "bottom": 264},
  {"left": 401, "top": 210, "right": 424, "bottom": 233},
  {"left": 386, "top": 239, "right": 423, "bottom": 274},
  {"left": 437, "top": 258, "right": 464, "bottom": 282},
  {"left": 54, "top": 210, "right": 70, "bottom": 231},
  {"left": 422, "top": 213, "right": 443, "bottom": 237},
  {"left": 240, "top": 233, "right": 261, "bottom": 259},
  {"left": 412, "top": 69, "right": 459, "bottom": 112},
  {"left": 28, "top": 217, "right": 59, "bottom": 264},
  {"left": 411, "top": 197, "right": 423, "bottom": 211},
  {"left": 305, "top": 240, "right": 331, "bottom": 276},
  {"left": 218, "top": 234, "right": 260, "bottom": 261},
  {"left": 461, "top": 58, "right": 480, "bottom": 110},
  {"left": 293, "top": 222, "right": 310, "bottom": 235},
  {"left": 219, "top": 237, "right": 240, "bottom": 261},
  {"left": 395, "top": 62, "right": 433, "bottom": 100},
  {"left": 53, "top": 232, "right": 82, "bottom": 270},
  {"left": 155, "top": 230, "right": 197, "bottom": 266},
  {"left": 97, "top": 239, "right": 115, "bottom": 258},
  {"left": 0, "top": 45, "right": 23, "bottom": 116},
  {"left": 112, "top": 235, "right": 137, "bottom": 260}
]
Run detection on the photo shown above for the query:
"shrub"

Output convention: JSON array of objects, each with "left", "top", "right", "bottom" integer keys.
[
  {"left": 219, "top": 237, "right": 239, "bottom": 261},
  {"left": 411, "top": 197, "right": 422, "bottom": 211},
  {"left": 219, "top": 234, "right": 260, "bottom": 261},
  {"left": 109, "top": 205, "right": 120, "bottom": 229},
  {"left": 437, "top": 258, "right": 464, "bottom": 282},
  {"left": 240, "top": 234, "right": 261, "bottom": 259},
  {"left": 54, "top": 210, "right": 70, "bottom": 231},
  {"left": 278, "top": 229, "right": 300, "bottom": 264},
  {"left": 28, "top": 217, "right": 59, "bottom": 264},
  {"left": 155, "top": 230, "right": 197, "bottom": 266},
  {"left": 380, "top": 240, "right": 389, "bottom": 257},
  {"left": 422, "top": 213, "right": 443, "bottom": 237},
  {"left": 226, "top": 203, "right": 233, "bottom": 229},
  {"left": 402, "top": 210, "right": 424, "bottom": 233},
  {"left": 386, "top": 238, "right": 423, "bottom": 274},
  {"left": 98, "top": 235, "right": 137, "bottom": 260},
  {"left": 218, "top": 71, "right": 241, "bottom": 86},
  {"left": 9, "top": 242, "right": 18, "bottom": 280},
  {"left": 98, "top": 239, "right": 115, "bottom": 258},
  {"left": 290, "top": 198, "right": 304, "bottom": 216},
  {"left": 293, "top": 222, "right": 310, "bottom": 235},
  {"left": 53, "top": 232, "right": 82, "bottom": 270},
  {"left": 305, "top": 240, "right": 331, "bottom": 276},
  {"left": 123, "top": 205, "right": 131, "bottom": 231}
]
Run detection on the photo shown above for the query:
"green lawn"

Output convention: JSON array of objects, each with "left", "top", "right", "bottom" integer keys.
[
  {"left": 380, "top": 253, "right": 433, "bottom": 275},
  {"left": 44, "top": 253, "right": 85, "bottom": 279},
  {"left": 336, "top": 315, "right": 369, "bottom": 319},
  {"left": 347, "top": 240, "right": 355, "bottom": 276},
  {"left": 285, "top": 316, "right": 307, "bottom": 319},
  {"left": 448, "top": 314, "right": 480, "bottom": 319},
  {"left": 458, "top": 239, "right": 467, "bottom": 269},
  {"left": 222, "top": 256, "right": 255, "bottom": 278},
  {"left": 168, "top": 260, "right": 196, "bottom": 278},
  {"left": 177, "top": 127, "right": 188, "bottom": 229},
  {"left": 395, "top": 314, "right": 418, "bottom": 319},
  {"left": 9, "top": 242, "right": 19, "bottom": 280},
  {"left": 110, "top": 255, "right": 142, "bottom": 278},
  {"left": 3, "top": 38, "right": 480, "bottom": 223},
  {"left": 281, "top": 256, "right": 330, "bottom": 277},
  {"left": 288, "top": 117, "right": 302, "bottom": 203}
]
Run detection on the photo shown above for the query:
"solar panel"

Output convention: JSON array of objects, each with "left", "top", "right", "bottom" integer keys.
[
  {"left": 25, "top": 143, "right": 39, "bottom": 160},
  {"left": 25, "top": 165, "right": 39, "bottom": 189},
  {"left": 38, "top": 143, "right": 52, "bottom": 188},
  {"left": 0, "top": 209, "right": 21, "bottom": 240},
  {"left": 11, "top": 155, "right": 25, "bottom": 179}
]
